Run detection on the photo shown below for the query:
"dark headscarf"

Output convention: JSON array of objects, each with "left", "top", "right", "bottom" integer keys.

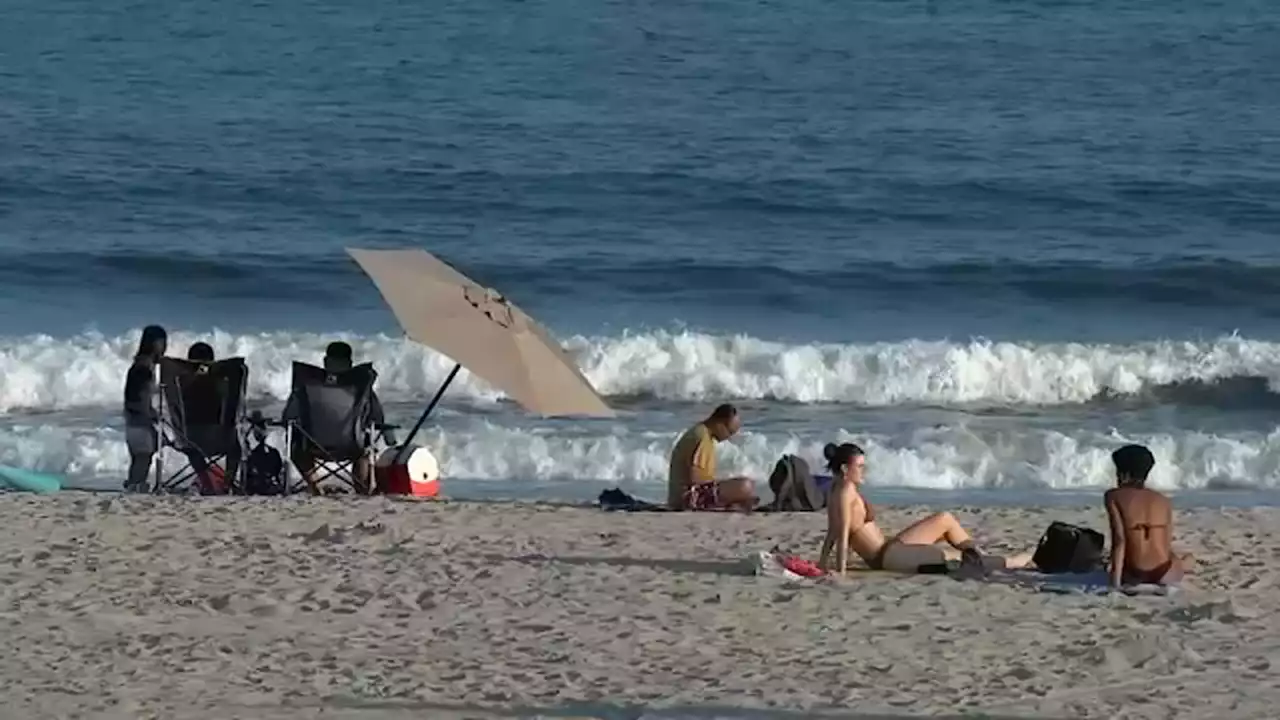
[{"left": 135, "top": 325, "right": 168, "bottom": 359}]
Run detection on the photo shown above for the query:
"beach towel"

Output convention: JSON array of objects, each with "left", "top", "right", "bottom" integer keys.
[
  {"left": 597, "top": 488, "right": 783, "bottom": 513},
  {"left": 748, "top": 550, "right": 825, "bottom": 580},
  {"left": 598, "top": 488, "right": 668, "bottom": 512},
  {"left": 983, "top": 569, "right": 1180, "bottom": 596}
]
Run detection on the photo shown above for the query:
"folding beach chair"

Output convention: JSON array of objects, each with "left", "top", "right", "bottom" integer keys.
[
  {"left": 282, "top": 361, "right": 391, "bottom": 495},
  {"left": 156, "top": 356, "right": 249, "bottom": 494}
]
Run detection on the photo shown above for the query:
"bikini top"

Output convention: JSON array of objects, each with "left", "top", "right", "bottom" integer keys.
[{"left": 1129, "top": 522, "right": 1166, "bottom": 539}]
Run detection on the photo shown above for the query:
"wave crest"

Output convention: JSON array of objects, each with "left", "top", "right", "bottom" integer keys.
[
  {"left": 2, "top": 328, "right": 1280, "bottom": 412},
  {"left": 6, "top": 422, "right": 1280, "bottom": 493}
]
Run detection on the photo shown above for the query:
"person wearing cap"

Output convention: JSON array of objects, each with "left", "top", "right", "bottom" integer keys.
[
  {"left": 285, "top": 341, "right": 396, "bottom": 493},
  {"left": 316, "top": 341, "right": 394, "bottom": 445},
  {"left": 186, "top": 342, "right": 214, "bottom": 362},
  {"left": 667, "top": 403, "right": 756, "bottom": 511}
]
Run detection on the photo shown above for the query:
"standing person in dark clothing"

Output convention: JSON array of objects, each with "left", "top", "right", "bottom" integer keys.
[{"left": 123, "top": 325, "right": 167, "bottom": 492}]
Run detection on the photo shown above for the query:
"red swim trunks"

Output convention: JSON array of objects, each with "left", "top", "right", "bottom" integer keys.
[{"left": 682, "top": 483, "right": 721, "bottom": 511}]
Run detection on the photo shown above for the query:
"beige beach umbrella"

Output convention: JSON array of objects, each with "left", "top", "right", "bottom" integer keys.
[{"left": 346, "top": 248, "right": 614, "bottom": 448}]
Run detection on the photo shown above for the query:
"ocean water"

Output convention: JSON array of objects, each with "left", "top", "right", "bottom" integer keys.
[{"left": 2, "top": 0, "right": 1279, "bottom": 505}]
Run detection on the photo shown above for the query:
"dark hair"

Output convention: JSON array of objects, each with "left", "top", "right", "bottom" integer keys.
[
  {"left": 824, "top": 442, "right": 864, "bottom": 473},
  {"left": 136, "top": 325, "right": 167, "bottom": 358},
  {"left": 186, "top": 342, "right": 214, "bottom": 362},
  {"left": 709, "top": 403, "right": 738, "bottom": 422},
  {"left": 1112, "top": 444, "right": 1155, "bottom": 486},
  {"left": 325, "top": 341, "right": 353, "bottom": 361}
]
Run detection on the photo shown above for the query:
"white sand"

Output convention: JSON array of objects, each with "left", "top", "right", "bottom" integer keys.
[{"left": 0, "top": 493, "right": 1275, "bottom": 719}]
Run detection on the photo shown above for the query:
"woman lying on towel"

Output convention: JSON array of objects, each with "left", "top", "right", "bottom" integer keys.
[{"left": 818, "top": 442, "right": 1034, "bottom": 576}]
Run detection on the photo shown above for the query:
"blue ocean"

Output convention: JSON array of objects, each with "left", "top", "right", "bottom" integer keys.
[{"left": 2, "top": 0, "right": 1278, "bottom": 505}]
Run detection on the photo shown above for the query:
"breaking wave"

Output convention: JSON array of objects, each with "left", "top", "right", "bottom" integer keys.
[
  {"left": 3, "top": 328, "right": 1280, "bottom": 412},
  {"left": 6, "top": 421, "right": 1280, "bottom": 493}
]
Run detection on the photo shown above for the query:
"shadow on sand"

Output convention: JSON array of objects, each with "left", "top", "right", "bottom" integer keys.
[
  {"left": 312, "top": 696, "right": 1052, "bottom": 719},
  {"left": 486, "top": 553, "right": 750, "bottom": 577}
]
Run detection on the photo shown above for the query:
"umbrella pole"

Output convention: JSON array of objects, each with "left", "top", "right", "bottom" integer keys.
[{"left": 395, "top": 363, "right": 461, "bottom": 463}]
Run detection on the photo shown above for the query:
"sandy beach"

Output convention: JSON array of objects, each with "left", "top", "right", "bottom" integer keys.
[{"left": 1, "top": 493, "right": 1276, "bottom": 720}]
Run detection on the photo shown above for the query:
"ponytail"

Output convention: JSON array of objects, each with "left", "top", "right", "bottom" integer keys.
[{"left": 824, "top": 442, "right": 864, "bottom": 474}]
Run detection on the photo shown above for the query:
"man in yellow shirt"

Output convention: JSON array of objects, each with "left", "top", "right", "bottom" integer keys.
[{"left": 667, "top": 404, "right": 756, "bottom": 511}]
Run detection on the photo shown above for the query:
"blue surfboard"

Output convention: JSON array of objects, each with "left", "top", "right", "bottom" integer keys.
[{"left": 0, "top": 465, "right": 63, "bottom": 494}]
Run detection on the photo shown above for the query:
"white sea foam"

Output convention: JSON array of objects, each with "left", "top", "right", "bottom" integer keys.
[
  {"left": 1, "top": 328, "right": 1278, "bottom": 412},
  {"left": 6, "top": 421, "right": 1280, "bottom": 493}
]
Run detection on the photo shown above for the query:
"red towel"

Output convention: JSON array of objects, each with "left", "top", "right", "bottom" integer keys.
[{"left": 778, "top": 555, "right": 825, "bottom": 578}]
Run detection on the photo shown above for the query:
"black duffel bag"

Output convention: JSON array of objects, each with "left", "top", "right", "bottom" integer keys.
[{"left": 1032, "top": 521, "right": 1105, "bottom": 574}]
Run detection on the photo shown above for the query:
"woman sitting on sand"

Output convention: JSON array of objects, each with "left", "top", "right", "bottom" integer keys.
[
  {"left": 1105, "top": 444, "right": 1193, "bottom": 587},
  {"left": 817, "top": 442, "right": 1035, "bottom": 576}
]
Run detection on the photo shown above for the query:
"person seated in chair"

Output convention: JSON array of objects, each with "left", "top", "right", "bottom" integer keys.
[
  {"left": 187, "top": 342, "right": 214, "bottom": 362},
  {"left": 667, "top": 403, "right": 755, "bottom": 511},
  {"left": 286, "top": 341, "right": 396, "bottom": 494},
  {"left": 1105, "top": 444, "right": 1193, "bottom": 587},
  {"left": 181, "top": 341, "right": 237, "bottom": 494}
]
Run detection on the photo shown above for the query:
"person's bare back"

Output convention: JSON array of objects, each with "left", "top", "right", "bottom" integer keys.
[{"left": 1105, "top": 445, "right": 1190, "bottom": 587}]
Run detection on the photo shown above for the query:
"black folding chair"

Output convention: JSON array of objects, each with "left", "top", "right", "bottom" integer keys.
[
  {"left": 282, "top": 361, "right": 392, "bottom": 494},
  {"left": 155, "top": 357, "right": 248, "bottom": 494}
]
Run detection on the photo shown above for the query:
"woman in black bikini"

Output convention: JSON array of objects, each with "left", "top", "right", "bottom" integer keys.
[{"left": 818, "top": 442, "right": 1035, "bottom": 575}]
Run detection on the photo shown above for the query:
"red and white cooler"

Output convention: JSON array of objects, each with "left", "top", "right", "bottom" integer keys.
[{"left": 375, "top": 445, "right": 441, "bottom": 498}]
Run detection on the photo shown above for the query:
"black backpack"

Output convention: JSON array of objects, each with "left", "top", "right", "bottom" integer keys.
[
  {"left": 768, "top": 455, "right": 825, "bottom": 511},
  {"left": 1032, "top": 521, "right": 1105, "bottom": 574},
  {"left": 243, "top": 440, "right": 286, "bottom": 496}
]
